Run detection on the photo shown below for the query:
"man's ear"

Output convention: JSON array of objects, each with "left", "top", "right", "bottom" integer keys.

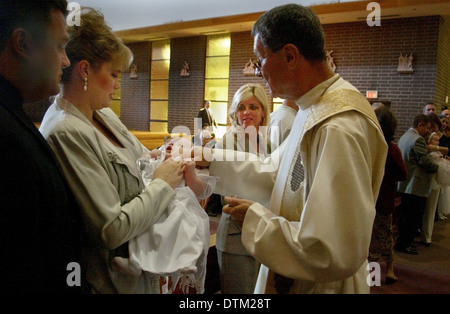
[
  {"left": 283, "top": 44, "right": 300, "bottom": 69},
  {"left": 10, "top": 28, "right": 33, "bottom": 59}
]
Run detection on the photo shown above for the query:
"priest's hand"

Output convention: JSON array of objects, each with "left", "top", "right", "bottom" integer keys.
[{"left": 222, "top": 196, "right": 254, "bottom": 228}]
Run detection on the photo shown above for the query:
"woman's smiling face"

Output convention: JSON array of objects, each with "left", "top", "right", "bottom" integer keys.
[{"left": 235, "top": 96, "right": 265, "bottom": 130}]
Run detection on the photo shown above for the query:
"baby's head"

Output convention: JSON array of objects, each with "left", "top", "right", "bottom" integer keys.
[
  {"left": 200, "top": 129, "right": 213, "bottom": 146},
  {"left": 428, "top": 132, "right": 440, "bottom": 146},
  {"left": 166, "top": 136, "right": 192, "bottom": 160}
]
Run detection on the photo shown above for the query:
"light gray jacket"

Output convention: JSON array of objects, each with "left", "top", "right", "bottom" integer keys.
[
  {"left": 397, "top": 128, "right": 438, "bottom": 197},
  {"left": 40, "top": 96, "right": 175, "bottom": 293}
]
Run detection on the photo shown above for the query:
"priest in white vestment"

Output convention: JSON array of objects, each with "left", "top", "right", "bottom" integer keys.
[{"left": 207, "top": 4, "right": 388, "bottom": 294}]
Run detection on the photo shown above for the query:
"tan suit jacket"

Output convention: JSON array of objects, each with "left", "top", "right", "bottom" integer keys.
[{"left": 40, "top": 96, "right": 175, "bottom": 293}]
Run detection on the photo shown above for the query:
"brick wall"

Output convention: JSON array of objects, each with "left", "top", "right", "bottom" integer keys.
[
  {"left": 168, "top": 36, "right": 207, "bottom": 134},
  {"left": 435, "top": 15, "right": 450, "bottom": 112},
  {"left": 120, "top": 41, "right": 150, "bottom": 131},
  {"left": 229, "top": 32, "right": 272, "bottom": 114},
  {"left": 24, "top": 15, "right": 447, "bottom": 142},
  {"left": 323, "top": 16, "right": 440, "bottom": 139}
]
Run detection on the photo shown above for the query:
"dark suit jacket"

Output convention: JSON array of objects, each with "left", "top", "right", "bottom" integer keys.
[
  {"left": 0, "top": 75, "right": 82, "bottom": 294},
  {"left": 197, "top": 107, "right": 217, "bottom": 127},
  {"left": 397, "top": 128, "right": 438, "bottom": 197}
]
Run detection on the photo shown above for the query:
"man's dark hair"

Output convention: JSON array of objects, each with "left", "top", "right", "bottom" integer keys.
[
  {"left": 428, "top": 112, "right": 442, "bottom": 130},
  {"left": 412, "top": 114, "right": 432, "bottom": 128},
  {"left": 0, "top": 0, "right": 68, "bottom": 51},
  {"left": 251, "top": 4, "right": 326, "bottom": 61}
]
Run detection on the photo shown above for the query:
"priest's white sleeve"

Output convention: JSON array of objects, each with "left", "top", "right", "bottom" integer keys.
[{"left": 208, "top": 145, "right": 282, "bottom": 208}]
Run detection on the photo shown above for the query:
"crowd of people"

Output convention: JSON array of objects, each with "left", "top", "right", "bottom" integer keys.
[{"left": 1, "top": 0, "right": 448, "bottom": 295}]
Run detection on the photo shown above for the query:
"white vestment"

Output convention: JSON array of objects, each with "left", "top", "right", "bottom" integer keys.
[
  {"left": 268, "top": 105, "right": 297, "bottom": 146},
  {"left": 210, "top": 74, "right": 387, "bottom": 294}
]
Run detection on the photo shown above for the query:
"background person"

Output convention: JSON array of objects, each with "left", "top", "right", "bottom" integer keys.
[
  {"left": 426, "top": 113, "right": 448, "bottom": 155},
  {"left": 268, "top": 98, "right": 298, "bottom": 148},
  {"left": 423, "top": 102, "right": 437, "bottom": 115},
  {"left": 0, "top": 0, "right": 82, "bottom": 294},
  {"left": 197, "top": 100, "right": 218, "bottom": 130},
  {"left": 420, "top": 114, "right": 448, "bottom": 246},
  {"left": 437, "top": 116, "right": 450, "bottom": 219},
  {"left": 421, "top": 132, "right": 450, "bottom": 246},
  {"left": 369, "top": 105, "right": 407, "bottom": 285},
  {"left": 39, "top": 7, "right": 184, "bottom": 293},
  {"left": 395, "top": 114, "right": 438, "bottom": 255},
  {"left": 440, "top": 107, "right": 450, "bottom": 118},
  {"left": 214, "top": 83, "right": 271, "bottom": 294},
  {"left": 215, "top": 83, "right": 270, "bottom": 155}
]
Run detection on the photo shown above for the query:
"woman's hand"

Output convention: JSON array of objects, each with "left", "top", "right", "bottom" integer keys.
[{"left": 153, "top": 157, "right": 185, "bottom": 189}]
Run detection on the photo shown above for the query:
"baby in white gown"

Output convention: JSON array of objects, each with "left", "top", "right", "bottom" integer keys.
[
  {"left": 428, "top": 132, "right": 450, "bottom": 188},
  {"left": 112, "top": 137, "right": 217, "bottom": 294},
  {"left": 428, "top": 133, "right": 450, "bottom": 218}
]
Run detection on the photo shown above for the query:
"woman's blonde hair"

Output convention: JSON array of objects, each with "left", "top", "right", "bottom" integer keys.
[
  {"left": 228, "top": 83, "right": 270, "bottom": 127},
  {"left": 62, "top": 7, "right": 133, "bottom": 82}
]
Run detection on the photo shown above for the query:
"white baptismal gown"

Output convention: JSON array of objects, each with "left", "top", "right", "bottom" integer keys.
[{"left": 127, "top": 155, "right": 217, "bottom": 293}]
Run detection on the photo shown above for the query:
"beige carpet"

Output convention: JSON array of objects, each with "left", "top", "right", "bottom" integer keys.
[{"left": 371, "top": 217, "right": 450, "bottom": 294}]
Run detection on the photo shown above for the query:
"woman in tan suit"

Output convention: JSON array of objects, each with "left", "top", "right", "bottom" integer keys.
[
  {"left": 40, "top": 7, "right": 184, "bottom": 293},
  {"left": 214, "top": 83, "right": 271, "bottom": 293}
]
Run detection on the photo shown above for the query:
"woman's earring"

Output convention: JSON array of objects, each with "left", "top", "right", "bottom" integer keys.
[{"left": 84, "top": 77, "right": 88, "bottom": 92}]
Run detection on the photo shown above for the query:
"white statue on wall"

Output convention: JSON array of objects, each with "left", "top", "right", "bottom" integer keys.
[
  {"left": 130, "top": 64, "right": 138, "bottom": 79},
  {"left": 243, "top": 58, "right": 256, "bottom": 76},
  {"left": 397, "top": 53, "right": 413, "bottom": 73},
  {"left": 180, "top": 61, "right": 190, "bottom": 76},
  {"left": 326, "top": 50, "right": 336, "bottom": 72}
]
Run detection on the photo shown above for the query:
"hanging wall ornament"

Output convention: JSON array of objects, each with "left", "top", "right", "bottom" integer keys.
[
  {"left": 130, "top": 64, "right": 138, "bottom": 79},
  {"left": 180, "top": 61, "right": 190, "bottom": 76},
  {"left": 243, "top": 58, "right": 256, "bottom": 76},
  {"left": 326, "top": 50, "right": 336, "bottom": 72},
  {"left": 397, "top": 53, "right": 413, "bottom": 73}
]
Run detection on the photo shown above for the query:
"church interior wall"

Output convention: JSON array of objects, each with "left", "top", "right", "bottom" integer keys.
[{"left": 24, "top": 15, "right": 446, "bottom": 142}]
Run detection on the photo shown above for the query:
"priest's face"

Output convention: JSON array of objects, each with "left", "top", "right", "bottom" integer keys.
[{"left": 253, "top": 34, "right": 289, "bottom": 99}]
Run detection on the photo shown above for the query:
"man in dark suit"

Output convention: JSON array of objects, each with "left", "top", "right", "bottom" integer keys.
[
  {"left": 0, "top": 0, "right": 82, "bottom": 293},
  {"left": 197, "top": 100, "right": 218, "bottom": 129},
  {"left": 395, "top": 114, "right": 438, "bottom": 255}
]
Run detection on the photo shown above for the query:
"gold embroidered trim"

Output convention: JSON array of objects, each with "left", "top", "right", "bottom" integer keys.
[{"left": 301, "top": 89, "right": 380, "bottom": 140}]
